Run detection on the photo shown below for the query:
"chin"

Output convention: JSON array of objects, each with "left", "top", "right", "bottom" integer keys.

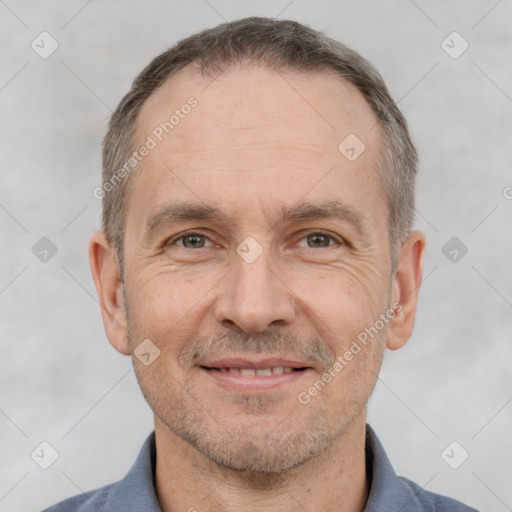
[{"left": 163, "top": 405, "right": 334, "bottom": 475}]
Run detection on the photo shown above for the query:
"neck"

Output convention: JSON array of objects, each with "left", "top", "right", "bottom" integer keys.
[{"left": 154, "top": 413, "right": 369, "bottom": 512}]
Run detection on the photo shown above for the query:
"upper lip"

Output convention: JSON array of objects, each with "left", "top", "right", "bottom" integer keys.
[{"left": 200, "top": 357, "right": 312, "bottom": 370}]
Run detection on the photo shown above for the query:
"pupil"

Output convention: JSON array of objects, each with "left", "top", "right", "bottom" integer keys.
[
  {"left": 308, "top": 234, "right": 329, "bottom": 247},
  {"left": 184, "top": 235, "right": 204, "bottom": 248}
]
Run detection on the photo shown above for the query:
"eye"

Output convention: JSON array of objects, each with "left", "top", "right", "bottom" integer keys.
[
  {"left": 297, "top": 232, "right": 340, "bottom": 248},
  {"left": 174, "top": 233, "right": 214, "bottom": 249}
]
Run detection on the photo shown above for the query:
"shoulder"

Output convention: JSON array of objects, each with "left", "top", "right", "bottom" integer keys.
[
  {"left": 41, "top": 483, "right": 113, "bottom": 512},
  {"left": 40, "top": 432, "right": 158, "bottom": 511},
  {"left": 397, "top": 475, "right": 479, "bottom": 512},
  {"left": 364, "top": 424, "right": 479, "bottom": 511}
]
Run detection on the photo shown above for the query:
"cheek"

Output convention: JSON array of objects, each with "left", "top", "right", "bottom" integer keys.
[
  {"left": 292, "top": 272, "right": 390, "bottom": 404},
  {"left": 129, "top": 266, "right": 212, "bottom": 322},
  {"left": 301, "top": 282, "right": 387, "bottom": 407},
  {"left": 291, "top": 270, "right": 388, "bottom": 343},
  {"left": 320, "top": 341, "right": 384, "bottom": 414},
  {"left": 124, "top": 275, "right": 183, "bottom": 351},
  {"left": 125, "top": 266, "right": 227, "bottom": 366}
]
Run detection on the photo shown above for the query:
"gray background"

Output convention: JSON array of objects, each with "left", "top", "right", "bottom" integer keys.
[{"left": 1, "top": 0, "right": 511, "bottom": 510}]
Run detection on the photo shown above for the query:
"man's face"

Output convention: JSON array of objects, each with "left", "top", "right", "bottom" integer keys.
[{"left": 122, "top": 64, "right": 393, "bottom": 473}]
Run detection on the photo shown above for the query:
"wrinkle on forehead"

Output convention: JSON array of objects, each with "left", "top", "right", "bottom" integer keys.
[
  {"left": 162, "top": 142, "right": 336, "bottom": 174},
  {"left": 167, "top": 140, "right": 327, "bottom": 156},
  {"left": 126, "top": 63, "right": 387, "bottom": 244},
  {"left": 134, "top": 63, "right": 381, "bottom": 158}
]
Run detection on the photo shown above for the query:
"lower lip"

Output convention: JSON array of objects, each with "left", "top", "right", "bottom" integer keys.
[{"left": 200, "top": 367, "right": 312, "bottom": 391}]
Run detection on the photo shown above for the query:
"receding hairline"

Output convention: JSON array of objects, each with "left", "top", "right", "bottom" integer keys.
[
  {"left": 125, "top": 61, "right": 384, "bottom": 211},
  {"left": 133, "top": 60, "right": 380, "bottom": 141},
  {"left": 102, "top": 18, "right": 417, "bottom": 276}
]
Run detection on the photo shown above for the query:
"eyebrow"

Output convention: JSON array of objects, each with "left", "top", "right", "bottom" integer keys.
[
  {"left": 270, "top": 200, "right": 367, "bottom": 234},
  {"left": 145, "top": 203, "right": 232, "bottom": 244},
  {"left": 144, "top": 199, "right": 368, "bottom": 244}
]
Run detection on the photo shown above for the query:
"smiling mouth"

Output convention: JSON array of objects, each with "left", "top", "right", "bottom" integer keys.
[
  {"left": 198, "top": 356, "right": 314, "bottom": 391},
  {"left": 200, "top": 366, "right": 310, "bottom": 377},
  {"left": 199, "top": 363, "right": 312, "bottom": 391}
]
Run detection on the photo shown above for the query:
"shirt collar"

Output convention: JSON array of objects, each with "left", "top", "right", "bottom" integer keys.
[
  {"left": 364, "top": 423, "right": 411, "bottom": 511},
  {"left": 108, "top": 425, "right": 407, "bottom": 511},
  {"left": 105, "top": 431, "right": 161, "bottom": 510}
]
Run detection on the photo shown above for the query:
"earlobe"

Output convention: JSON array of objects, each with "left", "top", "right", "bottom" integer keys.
[
  {"left": 386, "top": 230, "right": 426, "bottom": 351},
  {"left": 89, "top": 231, "right": 130, "bottom": 355}
]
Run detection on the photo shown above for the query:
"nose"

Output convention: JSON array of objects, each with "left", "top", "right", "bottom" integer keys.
[{"left": 213, "top": 246, "right": 296, "bottom": 334}]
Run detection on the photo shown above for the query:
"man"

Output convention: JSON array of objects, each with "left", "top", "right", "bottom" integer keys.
[{"left": 44, "top": 17, "right": 477, "bottom": 512}]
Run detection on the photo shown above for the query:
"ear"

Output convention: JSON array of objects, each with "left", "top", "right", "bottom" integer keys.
[
  {"left": 386, "top": 230, "right": 426, "bottom": 351},
  {"left": 89, "top": 231, "right": 130, "bottom": 355}
]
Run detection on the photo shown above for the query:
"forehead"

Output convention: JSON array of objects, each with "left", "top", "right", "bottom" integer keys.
[
  {"left": 136, "top": 63, "right": 380, "bottom": 158},
  {"left": 127, "top": 62, "right": 385, "bottom": 234}
]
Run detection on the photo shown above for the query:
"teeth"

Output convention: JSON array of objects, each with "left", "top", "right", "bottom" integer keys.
[{"left": 216, "top": 366, "right": 298, "bottom": 376}]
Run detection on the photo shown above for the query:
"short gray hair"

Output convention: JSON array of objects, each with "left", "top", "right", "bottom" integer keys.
[{"left": 102, "top": 17, "right": 417, "bottom": 274}]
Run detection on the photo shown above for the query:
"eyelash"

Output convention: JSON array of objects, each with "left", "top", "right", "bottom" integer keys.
[{"left": 168, "top": 230, "right": 342, "bottom": 249}]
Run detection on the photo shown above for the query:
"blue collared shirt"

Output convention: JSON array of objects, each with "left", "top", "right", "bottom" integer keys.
[{"left": 42, "top": 425, "right": 478, "bottom": 511}]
